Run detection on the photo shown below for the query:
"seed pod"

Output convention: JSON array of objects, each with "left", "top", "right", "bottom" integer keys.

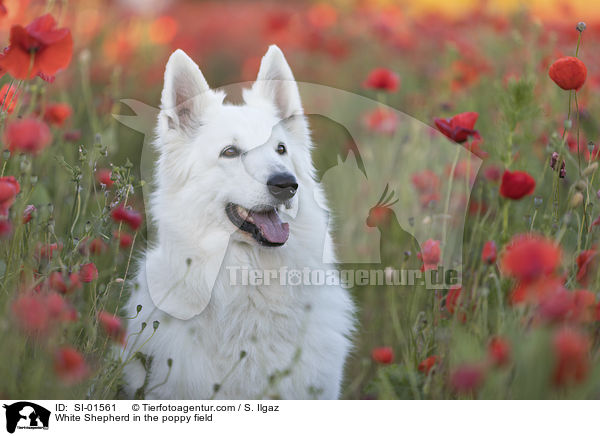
[
  {"left": 570, "top": 191, "right": 583, "bottom": 208},
  {"left": 575, "top": 180, "right": 587, "bottom": 191},
  {"left": 583, "top": 162, "right": 598, "bottom": 176}
]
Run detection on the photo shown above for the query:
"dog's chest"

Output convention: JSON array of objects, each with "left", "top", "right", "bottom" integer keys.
[{"left": 156, "top": 284, "right": 320, "bottom": 398}]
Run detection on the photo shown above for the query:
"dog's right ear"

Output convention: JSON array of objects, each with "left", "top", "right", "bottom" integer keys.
[{"left": 159, "top": 49, "right": 220, "bottom": 136}]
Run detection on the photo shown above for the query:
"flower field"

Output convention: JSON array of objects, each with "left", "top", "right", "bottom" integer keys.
[{"left": 2, "top": 0, "right": 600, "bottom": 399}]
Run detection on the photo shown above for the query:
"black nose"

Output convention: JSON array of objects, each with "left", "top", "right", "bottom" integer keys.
[{"left": 267, "top": 173, "right": 298, "bottom": 201}]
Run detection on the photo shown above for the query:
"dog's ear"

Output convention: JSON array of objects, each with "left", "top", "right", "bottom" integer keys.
[
  {"left": 253, "top": 45, "right": 303, "bottom": 120},
  {"left": 160, "top": 49, "right": 219, "bottom": 135}
]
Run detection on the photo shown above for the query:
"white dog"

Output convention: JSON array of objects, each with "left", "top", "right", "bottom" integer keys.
[{"left": 121, "top": 45, "right": 355, "bottom": 399}]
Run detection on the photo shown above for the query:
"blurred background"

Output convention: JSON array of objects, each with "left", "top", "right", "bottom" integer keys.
[{"left": 2, "top": 0, "right": 600, "bottom": 399}]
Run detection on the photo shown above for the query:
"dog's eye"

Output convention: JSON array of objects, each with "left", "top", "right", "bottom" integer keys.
[
  {"left": 220, "top": 146, "right": 240, "bottom": 158},
  {"left": 276, "top": 143, "right": 287, "bottom": 155}
]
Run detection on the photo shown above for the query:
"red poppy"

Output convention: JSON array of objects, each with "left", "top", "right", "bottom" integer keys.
[
  {"left": 0, "top": 14, "right": 73, "bottom": 80},
  {"left": 445, "top": 285, "right": 462, "bottom": 314},
  {"left": 49, "top": 271, "right": 81, "bottom": 294},
  {"left": 412, "top": 170, "right": 440, "bottom": 207},
  {"left": 576, "top": 250, "right": 597, "bottom": 286},
  {"left": 500, "top": 234, "right": 561, "bottom": 283},
  {"left": 44, "top": 102, "right": 72, "bottom": 127},
  {"left": 4, "top": 118, "right": 52, "bottom": 154},
  {"left": 511, "top": 276, "right": 565, "bottom": 306},
  {"left": 488, "top": 337, "right": 510, "bottom": 366},
  {"left": 79, "top": 263, "right": 98, "bottom": 283},
  {"left": 111, "top": 204, "right": 143, "bottom": 231},
  {"left": 0, "top": 176, "right": 20, "bottom": 217},
  {"left": 549, "top": 56, "right": 587, "bottom": 91},
  {"left": 418, "top": 239, "right": 441, "bottom": 271},
  {"left": 12, "top": 293, "right": 49, "bottom": 335},
  {"left": 54, "top": 347, "right": 89, "bottom": 384},
  {"left": 371, "top": 347, "right": 394, "bottom": 364},
  {"left": 483, "top": 165, "right": 502, "bottom": 182},
  {"left": 0, "top": 83, "right": 19, "bottom": 114},
  {"left": 499, "top": 170, "right": 536, "bottom": 200},
  {"left": 98, "top": 311, "right": 125, "bottom": 344},
  {"left": 434, "top": 112, "right": 480, "bottom": 144},
  {"left": 45, "top": 292, "right": 76, "bottom": 322},
  {"left": 114, "top": 230, "right": 133, "bottom": 249},
  {"left": 553, "top": 327, "right": 590, "bottom": 386},
  {"left": 481, "top": 241, "right": 497, "bottom": 264},
  {"left": 534, "top": 285, "right": 572, "bottom": 322},
  {"left": 463, "top": 136, "right": 488, "bottom": 159},
  {"left": 88, "top": 237, "right": 108, "bottom": 255},
  {"left": 418, "top": 355, "right": 438, "bottom": 375},
  {"left": 363, "top": 107, "right": 398, "bottom": 135},
  {"left": 0, "top": 0, "right": 7, "bottom": 17},
  {"left": 411, "top": 169, "right": 440, "bottom": 194},
  {"left": 96, "top": 169, "right": 114, "bottom": 187},
  {"left": 535, "top": 288, "right": 596, "bottom": 324},
  {"left": 363, "top": 68, "right": 400, "bottom": 92},
  {"left": 450, "top": 364, "right": 485, "bottom": 393},
  {"left": 36, "top": 242, "right": 62, "bottom": 260},
  {"left": 571, "top": 290, "right": 597, "bottom": 323}
]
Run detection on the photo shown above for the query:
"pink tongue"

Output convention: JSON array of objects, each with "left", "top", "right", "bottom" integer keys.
[{"left": 248, "top": 209, "right": 289, "bottom": 244}]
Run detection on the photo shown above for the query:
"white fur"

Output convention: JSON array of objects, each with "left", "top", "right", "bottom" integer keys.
[{"left": 121, "top": 46, "right": 355, "bottom": 399}]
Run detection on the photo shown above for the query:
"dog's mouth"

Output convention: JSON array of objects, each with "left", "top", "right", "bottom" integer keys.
[{"left": 226, "top": 203, "right": 290, "bottom": 247}]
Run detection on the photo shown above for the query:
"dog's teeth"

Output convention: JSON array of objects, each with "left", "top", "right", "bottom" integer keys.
[{"left": 236, "top": 205, "right": 249, "bottom": 220}]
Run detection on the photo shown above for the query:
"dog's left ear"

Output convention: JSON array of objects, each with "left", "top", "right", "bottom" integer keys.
[{"left": 253, "top": 45, "right": 303, "bottom": 120}]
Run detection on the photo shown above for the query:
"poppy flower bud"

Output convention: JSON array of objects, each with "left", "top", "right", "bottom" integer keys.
[
  {"left": 418, "top": 355, "right": 438, "bottom": 375},
  {"left": 576, "top": 22, "right": 586, "bottom": 32},
  {"left": 583, "top": 163, "right": 598, "bottom": 177},
  {"left": 575, "top": 180, "right": 587, "bottom": 191},
  {"left": 482, "top": 241, "right": 497, "bottom": 264},
  {"left": 488, "top": 337, "right": 511, "bottom": 367},
  {"left": 550, "top": 152, "right": 559, "bottom": 170},
  {"left": 570, "top": 192, "right": 583, "bottom": 208}
]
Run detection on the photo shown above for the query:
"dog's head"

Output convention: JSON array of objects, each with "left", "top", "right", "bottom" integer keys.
[{"left": 154, "top": 45, "right": 313, "bottom": 248}]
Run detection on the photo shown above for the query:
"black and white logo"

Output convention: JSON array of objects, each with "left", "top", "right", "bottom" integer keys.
[{"left": 2, "top": 402, "right": 50, "bottom": 433}]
